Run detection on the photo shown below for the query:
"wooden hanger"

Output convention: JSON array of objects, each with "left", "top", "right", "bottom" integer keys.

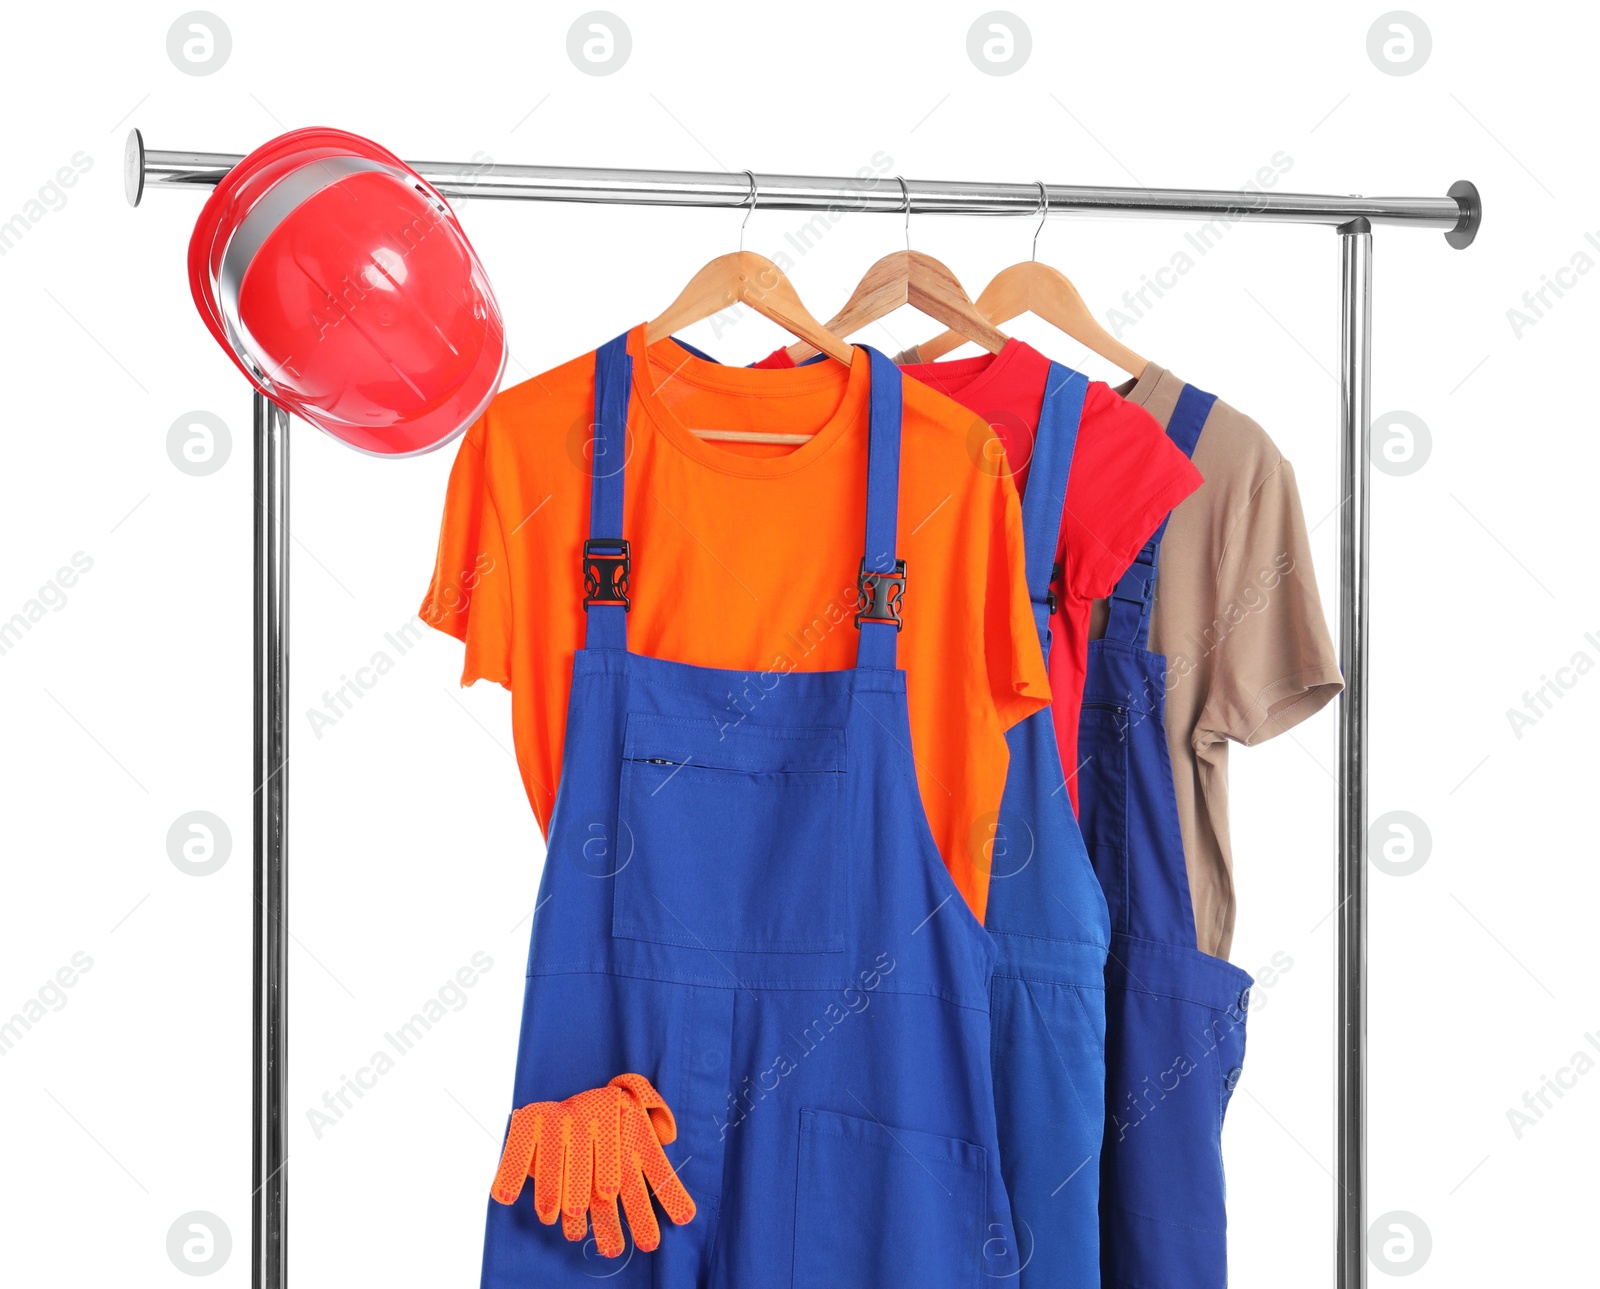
[
  {"left": 645, "top": 172, "right": 853, "bottom": 445},
  {"left": 910, "top": 182, "right": 1148, "bottom": 378},
  {"left": 784, "top": 177, "right": 1009, "bottom": 363}
]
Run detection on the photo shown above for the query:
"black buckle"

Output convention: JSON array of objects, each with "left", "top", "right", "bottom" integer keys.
[
  {"left": 583, "top": 539, "right": 631, "bottom": 609},
  {"left": 1035, "top": 561, "right": 1062, "bottom": 615},
  {"left": 855, "top": 559, "right": 907, "bottom": 630}
]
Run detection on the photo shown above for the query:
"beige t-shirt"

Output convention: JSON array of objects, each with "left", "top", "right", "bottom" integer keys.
[{"left": 1094, "top": 365, "right": 1343, "bottom": 961}]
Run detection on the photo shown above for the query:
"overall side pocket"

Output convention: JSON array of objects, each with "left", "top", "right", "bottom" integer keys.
[{"left": 792, "top": 1108, "right": 987, "bottom": 1288}]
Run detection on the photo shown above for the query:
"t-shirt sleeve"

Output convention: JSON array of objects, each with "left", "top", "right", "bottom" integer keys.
[
  {"left": 1061, "top": 388, "right": 1203, "bottom": 601},
  {"left": 989, "top": 472, "right": 1052, "bottom": 730},
  {"left": 420, "top": 425, "right": 514, "bottom": 690},
  {"left": 1196, "top": 458, "right": 1342, "bottom": 747}
]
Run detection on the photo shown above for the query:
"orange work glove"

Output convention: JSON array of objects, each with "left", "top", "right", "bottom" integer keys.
[
  {"left": 490, "top": 1084, "right": 621, "bottom": 1241},
  {"left": 589, "top": 1073, "right": 697, "bottom": 1255},
  {"left": 490, "top": 1073, "right": 695, "bottom": 1258}
]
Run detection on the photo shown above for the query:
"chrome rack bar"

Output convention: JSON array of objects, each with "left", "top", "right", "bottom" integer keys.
[
  {"left": 125, "top": 126, "right": 1478, "bottom": 1289},
  {"left": 124, "top": 131, "right": 1480, "bottom": 244}
]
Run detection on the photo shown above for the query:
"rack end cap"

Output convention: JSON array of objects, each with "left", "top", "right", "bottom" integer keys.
[
  {"left": 124, "top": 129, "right": 145, "bottom": 208},
  {"left": 1446, "top": 180, "right": 1480, "bottom": 249}
]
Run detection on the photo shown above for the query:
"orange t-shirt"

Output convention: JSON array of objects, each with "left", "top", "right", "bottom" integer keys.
[{"left": 422, "top": 326, "right": 1049, "bottom": 922}]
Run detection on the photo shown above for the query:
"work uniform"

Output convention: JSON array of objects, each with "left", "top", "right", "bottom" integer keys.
[
  {"left": 984, "top": 364, "right": 1112, "bottom": 1286},
  {"left": 481, "top": 336, "right": 1019, "bottom": 1287},
  {"left": 1077, "top": 385, "right": 1254, "bottom": 1287}
]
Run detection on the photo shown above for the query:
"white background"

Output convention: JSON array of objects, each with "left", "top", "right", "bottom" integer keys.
[{"left": 1, "top": 1, "right": 1595, "bottom": 1283}]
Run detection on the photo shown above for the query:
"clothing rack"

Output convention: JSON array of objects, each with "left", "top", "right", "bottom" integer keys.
[{"left": 123, "top": 127, "right": 1480, "bottom": 1289}]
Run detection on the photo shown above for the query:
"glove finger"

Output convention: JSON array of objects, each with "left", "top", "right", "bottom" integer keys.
[
  {"left": 610, "top": 1073, "right": 677, "bottom": 1144},
  {"left": 564, "top": 1123, "right": 594, "bottom": 1230},
  {"left": 593, "top": 1091, "right": 623, "bottom": 1200},
  {"left": 532, "top": 1112, "right": 565, "bottom": 1226},
  {"left": 589, "top": 1184, "right": 626, "bottom": 1259},
  {"left": 640, "top": 1138, "right": 697, "bottom": 1228},
  {"left": 645, "top": 1104, "right": 677, "bottom": 1147},
  {"left": 619, "top": 1168, "right": 662, "bottom": 1252},
  {"left": 489, "top": 1105, "right": 540, "bottom": 1206}
]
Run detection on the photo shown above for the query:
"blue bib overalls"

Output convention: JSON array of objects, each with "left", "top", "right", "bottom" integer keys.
[
  {"left": 481, "top": 337, "right": 1019, "bottom": 1287},
  {"left": 983, "top": 364, "right": 1113, "bottom": 1287},
  {"left": 1077, "top": 384, "right": 1254, "bottom": 1288}
]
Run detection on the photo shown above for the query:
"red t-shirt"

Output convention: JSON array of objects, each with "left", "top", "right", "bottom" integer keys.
[{"left": 758, "top": 339, "right": 1201, "bottom": 809}]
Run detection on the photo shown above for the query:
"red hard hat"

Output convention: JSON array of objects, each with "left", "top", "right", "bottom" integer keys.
[{"left": 188, "top": 127, "right": 506, "bottom": 457}]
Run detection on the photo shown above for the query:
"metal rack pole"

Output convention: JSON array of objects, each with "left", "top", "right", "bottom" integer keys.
[
  {"left": 252, "top": 393, "right": 290, "bottom": 1289},
  {"left": 124, "top": 130, "right": 1481, "bottom": 242},
  {"left": 126, "top": 129, "right": 1477, "bottom": 1289},
  {"left": 1335, "top": 222, "right": 1374, "bottom": 1289}
]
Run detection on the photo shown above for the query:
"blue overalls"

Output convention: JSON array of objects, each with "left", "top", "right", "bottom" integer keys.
[
  {"left": 985, "top": 364, "right": 1113, "bottom": 1287},
  {"left": 481, "top": 336, "right": 1019, "bottom": 1287},
  {"left": 669, "top": 338, "right": 1115, "bottom": 1286},
  {"left": 1076, "top": 384, "right": 1254, "bottom": 1288}
]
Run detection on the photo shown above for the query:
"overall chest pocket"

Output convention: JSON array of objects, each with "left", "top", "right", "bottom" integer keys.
[{"left": 613, "top": 714, "right": 847, "bottom": 954}]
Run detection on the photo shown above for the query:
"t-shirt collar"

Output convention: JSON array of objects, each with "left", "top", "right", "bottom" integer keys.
[
  {"left": 897, "top": 336, "right": 1033, "bottom": 405},
  {"left": 1115, "top": 362, "right": 1181, "bottom": 408},
  {"left": 625, "top": 323, "right": 871, "bottom": 479}
]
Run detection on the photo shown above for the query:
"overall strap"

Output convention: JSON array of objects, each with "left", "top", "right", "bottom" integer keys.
[
  {"left": 1104, "top": 381, "right": 1218, "bottom": 647},
  {"left": 1019, "top": 363, "right": 1088, "bottom": 652},
  {"left": 854, "top": 347, "right": 907, "bottom": 670},
  {"left": 668, "top": 336, "right": 715, "bottom": 362},
  {"left": 583, "top": 332, "right": 634, "bottom": 651}
]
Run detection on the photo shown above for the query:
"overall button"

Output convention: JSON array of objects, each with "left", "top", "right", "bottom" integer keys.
[
  {"left": 1238, "top": 987, "right": 1252, "bottom": 1012},
  {"left": 1224, "top": 1067, "right": 1243, "bottom": 1092}
]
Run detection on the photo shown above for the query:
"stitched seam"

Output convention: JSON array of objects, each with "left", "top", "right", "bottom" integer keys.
[
  {"left": 526, "top": 963, "right": 994, "bottom": 1014},
  {"left": 990, "top": 972, "right": 1106, "bottom": 992},
  {"left": 988, "top": 930, "right": 1107, "bottom": 949},
  {"left": 801, "top": 1122, "right": 987, "bottom": 1173}
]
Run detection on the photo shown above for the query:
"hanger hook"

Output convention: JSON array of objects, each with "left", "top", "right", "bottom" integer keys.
[
  {"left": 739, "top": 169, "right": 757, "bottom": 251},
  {"left": 896, "top": 175, "right": 911, "bottom": 250},
  {"left": 1032, "top": 181, "right": 1048, "bottom": 261}
]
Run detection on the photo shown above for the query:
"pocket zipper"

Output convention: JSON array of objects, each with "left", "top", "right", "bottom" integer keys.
[{"left": 626, "top": 754, "right": 839, "bottom": 774}]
